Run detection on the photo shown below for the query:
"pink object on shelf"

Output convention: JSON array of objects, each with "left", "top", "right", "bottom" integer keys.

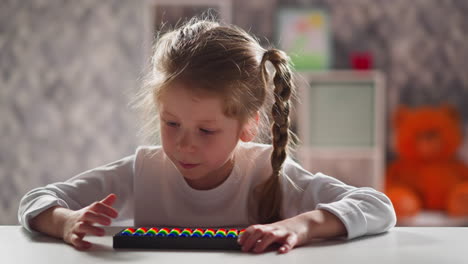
[{"left": 351, "top": 52, "right": 373, "bottom": 70}]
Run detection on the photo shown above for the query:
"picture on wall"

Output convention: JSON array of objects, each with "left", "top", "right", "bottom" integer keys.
[{"left": 276, "top": 8, "right": 331, "bottom": 70}]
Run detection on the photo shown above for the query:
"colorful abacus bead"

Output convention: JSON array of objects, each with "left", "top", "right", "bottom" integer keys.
[
  {"left": 168, "top": 228, "right": 182, "bottom": 237},
  {"left": 157, "top": 228, "right": 170, "bottom": 236},
  {"left": 215, "top": 229, "right": 227, "bottom": 237},
  {"left": 134, "top": 228, "right": 147, "bottom": 236},
  {"left": 226, "top": 229, "right": 238, "bottom": 238},
  {"left": 191, "top": 229, "right": 204, "bottom": 237},
  {"left": 203, "top": 229, "right": 215, "bottom": 237},
  {"left": 121, "top": 228, "right": 135, "bottom": 236},
  {"left": 145, "top": 228, "right": 158, "bottom": 236},
  {"left": 180, "top": 228, "right": 193, "bottom": 237}
]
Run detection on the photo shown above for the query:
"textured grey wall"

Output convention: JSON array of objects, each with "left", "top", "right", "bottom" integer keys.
[
  {"left": 0, "top": 0, "right": 145, "bottom": 224},
  {"left": 1, "top": 0, "right": 468, "bottom": 224}
]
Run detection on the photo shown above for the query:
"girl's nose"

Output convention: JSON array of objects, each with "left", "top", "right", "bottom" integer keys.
[{"left": 177, "top": 131, "right": 196, "bottom": 153}]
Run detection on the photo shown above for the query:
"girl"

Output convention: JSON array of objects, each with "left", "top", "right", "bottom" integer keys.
[{"left": 18, "top": 18, "right": 396, "bottom": 253}]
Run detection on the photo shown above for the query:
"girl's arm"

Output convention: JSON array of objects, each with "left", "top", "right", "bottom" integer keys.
[
  {"left": 18, "top": 155, "right": 134, "bottom": 233},
  {"left": 18, "top": 154, "right": 136, "bottom": 250},
  {"left": 238, "top": 158, "right": 396, "bottom": 253}
]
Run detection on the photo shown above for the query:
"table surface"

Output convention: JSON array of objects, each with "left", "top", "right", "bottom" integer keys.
[{"left": 2, "top": 225, "right": 468, "bottom": 264}]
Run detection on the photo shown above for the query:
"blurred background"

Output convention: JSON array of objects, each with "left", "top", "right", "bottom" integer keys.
[{"left": 1, "top": 0, "right": 468, "bottom": 225}]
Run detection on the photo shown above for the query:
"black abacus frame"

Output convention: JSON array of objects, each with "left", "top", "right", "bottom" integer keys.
[{"left": 113, "top": 229, "right": 241, "bottom": 250}]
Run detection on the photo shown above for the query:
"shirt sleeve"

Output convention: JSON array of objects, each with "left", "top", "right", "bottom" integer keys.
[
  {"left": 17, "top": 154, "right": 135, "bottom": 232},
  {"left": 281, "top": 158, "right": 396, "bottom": 239}
]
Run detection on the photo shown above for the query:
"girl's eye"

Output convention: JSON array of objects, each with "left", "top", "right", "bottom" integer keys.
[
  {"left": 200, "top": 128, "right": 216, "bottom": 135},
  {"left": 166, "top": 121, "right": 179, "bottom": 128}
]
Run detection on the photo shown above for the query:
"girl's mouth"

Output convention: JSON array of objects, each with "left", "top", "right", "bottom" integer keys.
[{"left": 179, "top": 162, "right": 200, "bottom": 169}]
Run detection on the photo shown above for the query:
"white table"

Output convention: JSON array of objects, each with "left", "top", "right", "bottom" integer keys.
[{"left": 2, "top": 226, "right": 468, "bottom": 264}]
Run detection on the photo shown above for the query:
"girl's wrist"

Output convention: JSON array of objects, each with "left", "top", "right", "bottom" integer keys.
[
  {"left": 30, "top": 206, "right": 72, "bottom": 239},
  {"left": 53, "top": 207, "right": 74, "bottom": 238},
  {"left": 298, "top": 209, "right": 347, "bottom": 241}
]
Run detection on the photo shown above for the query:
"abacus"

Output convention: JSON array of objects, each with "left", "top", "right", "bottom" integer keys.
[{"left": 113, "top": 227, "right": 245, "bottom": 250}]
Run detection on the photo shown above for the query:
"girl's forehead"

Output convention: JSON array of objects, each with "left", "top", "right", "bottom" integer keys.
[
  {"left": 161, "top": 81, "right": 221, "bottom": 101},
  {"left": 158, "top": 83, "right": 230, "bottom": 121}
]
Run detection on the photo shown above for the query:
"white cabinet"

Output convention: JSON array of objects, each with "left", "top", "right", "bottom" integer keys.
[{"left": 295, "top": 70, "right": 386, "bottom": 190}]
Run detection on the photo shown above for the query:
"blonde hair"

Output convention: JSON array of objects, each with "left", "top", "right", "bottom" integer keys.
[{"left": 134, "top": 17, "right": 295, "bottom": 224}]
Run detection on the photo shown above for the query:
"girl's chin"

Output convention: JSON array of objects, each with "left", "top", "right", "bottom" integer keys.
[
  {"left": 181, "top": 175, "right": 213, "bottom": 190},
  {"left": 178, "top": 168, "right": 204, "bottom": 181}
]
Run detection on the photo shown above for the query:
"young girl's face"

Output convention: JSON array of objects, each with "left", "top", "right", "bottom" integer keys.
[{"left": 158, "top": 82, "right": 244, "bottom": 190}]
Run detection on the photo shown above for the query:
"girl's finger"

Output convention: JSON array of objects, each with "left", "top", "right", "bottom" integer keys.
[
  {"left": 82, "top": 210, "right": 112, "bottom": 226},
  {"left": 241, "top": 227, "right": 265, "bottom": 252},
  {"left": 70, "top": 233, "right": 92, "bottom": 250},
  {"left": 238, "top": 224, "right": 264, "bottom": 244},
  {"left": 253, "top": 231, "right": 281, "bottom": 253},
  {"left": 75, "top": 221, "right": 105, "bottom": 236},
  {"left": 278, "top": 234, "right": 298, "bottom": 254},
  {"left": 89, "top": 201, "right": 118, "bottom": 218},
  {"left": 101, "top": 193, "right": 117, "bottom": 206}
]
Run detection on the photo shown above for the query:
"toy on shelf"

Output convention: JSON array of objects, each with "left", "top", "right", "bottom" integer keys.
[
  {"left": 385, "top": 104, "right": 468, "bottom": 220},
  {"left": 113, "top": 227, "right": 245, "bottom": 250}
]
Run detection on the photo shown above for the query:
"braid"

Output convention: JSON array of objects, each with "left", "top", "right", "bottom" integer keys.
[{"left": 254, "top": 49, "right": 293, "bottom": 223}]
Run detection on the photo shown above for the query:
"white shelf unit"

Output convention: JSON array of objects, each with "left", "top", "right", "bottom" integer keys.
[{"left": 295, "top": 70, "right": 386, "bottom": 191}]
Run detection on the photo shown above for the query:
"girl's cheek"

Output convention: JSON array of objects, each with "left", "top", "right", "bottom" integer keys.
[
  {"left": 161, "top": 127, "right": 177, "bottom": 144},
  {"left": 198, "top": 134, "right": 218, "bottom": 147}
]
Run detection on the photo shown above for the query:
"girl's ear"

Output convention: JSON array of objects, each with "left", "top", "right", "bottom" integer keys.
[{"left": 240, "top": 112, "right": 260, "bottom": 142}]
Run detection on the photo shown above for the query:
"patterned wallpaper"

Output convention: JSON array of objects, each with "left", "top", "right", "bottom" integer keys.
[
  {"left": 1, "top": 0, "right": 468, "bottom": 224},
  {"left": 0, "top": 0, "right": 144, "bottom": 224}
]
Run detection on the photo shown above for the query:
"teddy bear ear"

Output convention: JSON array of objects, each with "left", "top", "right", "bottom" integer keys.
[{"left": 393, "top": 105, "right": 410, "bottom": 127}]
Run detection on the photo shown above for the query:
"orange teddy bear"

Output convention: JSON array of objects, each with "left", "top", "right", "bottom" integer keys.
[{"left": 385, "top": 104, "right": 468, "bottom": 219}]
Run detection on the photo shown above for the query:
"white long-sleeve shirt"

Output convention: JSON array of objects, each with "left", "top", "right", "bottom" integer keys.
[{"left": 18, "top": 142, "right": 396, "bottom": 239}]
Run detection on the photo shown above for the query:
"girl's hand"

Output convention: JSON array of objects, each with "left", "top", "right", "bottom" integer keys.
[
  {"left": 62, "top": 194, "right": 119, "bottom": 250},
  {"left": 238, "top": 210, "right": 346, "bottom": 254},
  {"left": 237, "top": 217, "right": 308, "bottom": 254}
]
